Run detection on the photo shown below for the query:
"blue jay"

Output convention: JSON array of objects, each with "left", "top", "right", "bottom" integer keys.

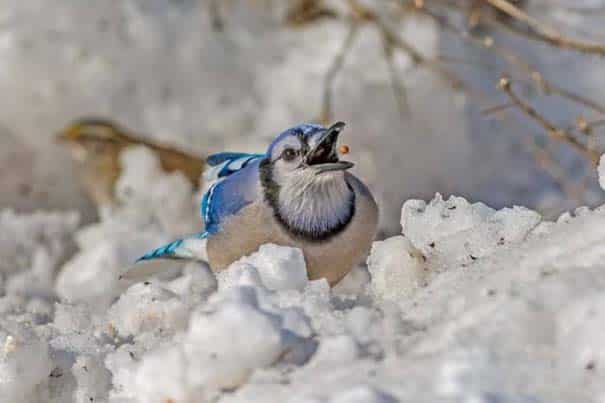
[{"left": 124, "top": 122, "right": 378, "bottom": 285}]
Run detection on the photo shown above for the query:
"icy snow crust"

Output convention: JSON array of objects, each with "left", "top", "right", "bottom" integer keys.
[{"left": 2, "top": 147, "right": 605, "bottom": 402}]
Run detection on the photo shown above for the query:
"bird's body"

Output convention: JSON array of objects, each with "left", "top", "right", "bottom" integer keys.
[
  {"left": 130, "top": 122, "right": 378, "bottom": 286},
  {"left": 206, "top": 163, "right": 377, "bottom": 284}
]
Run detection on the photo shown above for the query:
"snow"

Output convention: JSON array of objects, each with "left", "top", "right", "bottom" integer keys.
[
  {"left": 599, "top": 154, "right": 605, "bottom": 191},
  {"left": 3, "top": 1, "right": 605, "bottom": 401},
  {"left": 5, "top": 124, "right": 605, "bottom": 402},
  {"left": 367, "top": 236, "right": 427, "bottom": 301},
  {"left": 55, "top": 146, "right": 200, "bottom": 310},
  {"left": 108, "top": 282, "right": 188, "bottom": 338},
  {"left": 5, "top": 189, "right": 605, "bottom": 403},
  {"left": 240, "top": 244, "right": 309, "bottom": 292},
  {"left": 0, "top": 322, "right": 53, "bottom": 402}
]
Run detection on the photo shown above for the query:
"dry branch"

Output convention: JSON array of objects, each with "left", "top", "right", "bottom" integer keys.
[
  {"left": 414, "top": 2, "right": 605, "bottom": 115},
  {"left": 482, "top": 0, "right": 605, "bottom": 56},
  {"left": 318, "top": 21, "right": 358, "bottom": 124},
  {"left": 381, "top": 33, "right": 410, "bottom": 116},
  {"left": 498, "top": 76, "right": 600, "bottom": 165}
]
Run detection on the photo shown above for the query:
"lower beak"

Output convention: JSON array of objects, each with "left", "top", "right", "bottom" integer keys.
[
  {"left": 306, "top": 121, "right": 354, "bottom": 174},
  {"left": 311, "top": 161, "right": 354, "bottom": 175}
]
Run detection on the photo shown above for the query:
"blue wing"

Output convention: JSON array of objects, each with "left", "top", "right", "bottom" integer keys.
[
  {"left": 130, "top": 152, "right": 263, "bottom": 272},
  {"left": 205, "top": 152, "right": 265, "bottom": 181},
  {"left": 201, "top": 152, "right": 264, "bottom": 235}
]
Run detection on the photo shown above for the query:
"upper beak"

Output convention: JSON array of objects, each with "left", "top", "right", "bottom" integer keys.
[
  {"left": 55, "top": 124, "right": 79, "bottom": 144},
  {"left": 305, "top": 121, "right": 354, "bottom": 174}
]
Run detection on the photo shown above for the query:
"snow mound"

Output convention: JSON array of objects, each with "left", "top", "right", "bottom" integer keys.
[
  {"left": 55, "top": 145, "right": 201, "bottom": 310},
  {"left": 367, "top": 235, "right": 427, "bottom": 301},
  {"left": 240, "top": 244, "right": 309, "bottom": 291},
  {"left": 0, "top": 321, "right": 53, "bottom": 402},
  {"left": 400, "top": 193, "right": 541, "bottom": 267},
  {"left": 132, "top": 286, "right": 307, "bottom": 402},
  {"left": 0, "top": 209, "right": 78, "bottom": 298},
  {"left": 5, "top": 154, "right": 605, "bottom": 402},
  {"left": 108, "top": 282, "right": 188, "bottom": 338}
]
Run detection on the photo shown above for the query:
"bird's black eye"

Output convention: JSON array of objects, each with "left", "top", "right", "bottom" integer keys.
[{"left": 282, "top": 148, "right": 297, "bottom": 161}]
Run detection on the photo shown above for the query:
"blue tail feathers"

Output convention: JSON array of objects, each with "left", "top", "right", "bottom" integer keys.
[
  {"left": 137, "top": 239, "right": 185, "bottom": 262},
  {"left": 136, "top": 232, "right": 208, "bottom": 262}
]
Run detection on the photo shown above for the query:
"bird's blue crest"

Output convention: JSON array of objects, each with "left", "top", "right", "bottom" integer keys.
[{"left": 267, "top": 123, "right": 326, "bottom": 155}]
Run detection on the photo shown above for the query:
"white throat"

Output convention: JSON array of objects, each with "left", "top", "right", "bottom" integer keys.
[{"left": 277, "top": 171, "right": 354, "bottom": 236}]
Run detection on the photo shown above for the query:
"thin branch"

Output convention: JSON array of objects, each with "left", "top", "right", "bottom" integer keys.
[
  {"left": 318, "top": 21, "right": 358, "bottom": 124},
  {"left": 365, "top": 11, "right": 470, "bottom": 92},
  {"left": 285, "top": 0, "right": 338, "bottom": 27},
  {"left": 380, "top": 25, "right": 468, "bottom": 93},
  {"left": 482, "top": 0, "right": 605, "bottom": 56},
  {"left": 536, "top": 78, "right": 605, "bottom": 115},
  {"left": 498, "top": 76, "right": 600, "bottom": 165},
  {"left": 564, "top": 116, "right": 605, "bottom": 137},
  {"left": 381, "top": 32, "right": 410, "bottom": 116},
  {"left": 481, "top": 102, "right": 515, "bottom": 116},
  {"left": 414, "top": 3, "right": 605, "bottom": 115},
  {"left": 522, "top": 136, "right": 587, "bottom": 204},
  {"left": 208, "top": 0, "right": 224, "bottom": 32}
]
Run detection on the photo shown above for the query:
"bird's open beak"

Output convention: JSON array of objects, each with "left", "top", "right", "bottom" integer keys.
[
  {"left": 55, "top": 123, "right": 80, "bottom": 144},
  {"left": 305, "top": 121, "right": 354, "bottom": 175}
]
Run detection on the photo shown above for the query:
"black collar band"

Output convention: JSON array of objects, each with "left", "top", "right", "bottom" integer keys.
[{"left": 259, "top": 158, "right": 355, "bottom": 242}]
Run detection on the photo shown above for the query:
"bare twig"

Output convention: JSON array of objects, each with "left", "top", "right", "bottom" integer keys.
[
  {"left": 413, "top": 3, "right": 605, "bottom": 115},
  {"left": 381, "top": 32, "right": 410, "bottom": 116},
  {"left": 482, "top": 0, "right": 605, "bottom": 56},
  {"left": 485, "top": 98, "right": 590, "bottom": 203},
  {"left": 564, "top": 116, "right": 605, "bottom": 137},
  {"left": 498, "top": 76, "right": 600, "bottom": 165},
  {"left": 285, "top": 0, "right": 338, "bottom": 27},
  {"left": 208, "top": 0, "right": 224, "bottom": 32},
  {"left": 481, "top": 102, "right": 515, "bottom": 115},
  {"left": 380, "top": 24, "right": 468, "bottom": 93},
  {"left": 535, "top": 76, "right": 605, "bottom": 115},
  {"left": 522, "top": 136, "right": 587, "bottom": 203},
  {"left": 318, "top": 21, "right": 358, "bottom": 124}
]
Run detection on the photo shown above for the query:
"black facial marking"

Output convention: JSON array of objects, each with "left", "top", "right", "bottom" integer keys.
[
  {"left": 296, "top": 131, "right": 310, "bottom": 156},
  {"left": 259, "top": 157, "right": 355, "bottom": 242}
]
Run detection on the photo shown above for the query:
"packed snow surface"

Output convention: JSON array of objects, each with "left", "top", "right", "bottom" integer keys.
[{"left": 2, "top": 148, "right": 605, "bottom": 402}]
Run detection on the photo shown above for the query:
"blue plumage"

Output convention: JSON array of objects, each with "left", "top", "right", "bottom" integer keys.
[
  {"left": 201, "top": 158, "right": 262, "bottom": 235},
  {"left": 137, "top": 239, "right": 184, "bottom": 261},
  {"left": 128, "top": 121, "right": 377, "bottom": 287},
  {"left": 206, "top": 152, "right": 265, "bottom": 179},
  {"left": 207, "top": 152, "right": 264, "bottom": 167},
  {"left": 138, "top": 152, "right": 265, "bottom": 262},
  {"left": 136, "top": 231, "right": 208, "bottom": 262}
]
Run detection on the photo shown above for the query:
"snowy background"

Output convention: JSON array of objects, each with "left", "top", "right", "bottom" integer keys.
[{"left": 2, "top": 1, "right": 605, "bottom": 402}]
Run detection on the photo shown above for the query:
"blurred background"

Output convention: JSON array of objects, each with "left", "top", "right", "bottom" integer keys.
[{"left": 1, "top": 0, "right": 604, "bottom": 235}]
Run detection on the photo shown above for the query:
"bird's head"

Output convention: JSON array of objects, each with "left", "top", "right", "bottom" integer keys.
[
  {"left": 262, "top": 121, "right": 353, "bottom": 185},
  {"left": 260, "top": 122, "right": 355, "bottom": 240},
  {"left": 56, "top": 118, "right": 131, "bottom": 162}
]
